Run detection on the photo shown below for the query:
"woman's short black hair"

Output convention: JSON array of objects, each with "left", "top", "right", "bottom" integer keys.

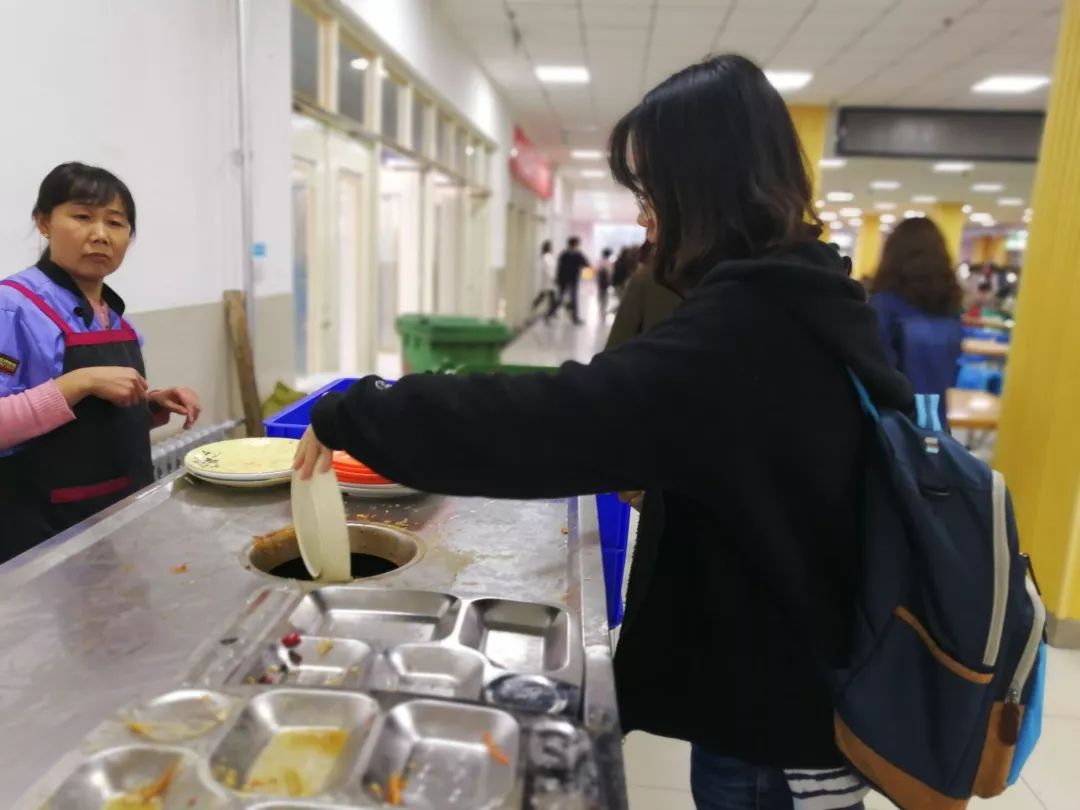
[
  {"left": 609, "top": 54, "right": 821, "bottom": 291},
  {"left": 33, "top": 162, "right": 137, "bottom": 236}
]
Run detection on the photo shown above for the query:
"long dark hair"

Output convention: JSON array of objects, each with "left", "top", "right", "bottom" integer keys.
[
  {"left": 608, "top": 54, "right": 821, "bottom": 291},
  {"left": 33, "top": 162, "right": 137, "bottom": 261},
  {"left": 871, "top": 218, "right": 962, "bottom": 315}
]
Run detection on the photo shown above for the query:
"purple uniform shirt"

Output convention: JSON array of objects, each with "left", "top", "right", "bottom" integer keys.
[{"left": 0, "top": 265, "right": 144, "bottom": 456}]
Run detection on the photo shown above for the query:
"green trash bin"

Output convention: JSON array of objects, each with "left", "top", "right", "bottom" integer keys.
[{"left": 395, "top": 314, "right": 514, "bottom": 373}]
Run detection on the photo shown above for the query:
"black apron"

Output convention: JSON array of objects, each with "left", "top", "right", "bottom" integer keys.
[{"left": 0, "top": 279, "right": 153, "bottom": 561}]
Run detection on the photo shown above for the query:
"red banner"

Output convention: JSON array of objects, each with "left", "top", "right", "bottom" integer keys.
[{"left": 510, "top": 126, "right": 553, "bottom": 200}]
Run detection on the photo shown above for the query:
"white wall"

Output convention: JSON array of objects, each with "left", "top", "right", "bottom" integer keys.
[
  {"left": 341, "top": 0, "right": 514, "bottom": 306},
  {"left": 0, "top": 0, "right": 292, "bottom": 312}
]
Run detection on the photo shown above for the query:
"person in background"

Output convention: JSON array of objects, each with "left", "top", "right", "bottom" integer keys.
[
  {"left": 605, "top": 242, "right": 681, "bottom": 351},
  {"left": 869, "top": 217, "right": 962, "bottom": 428},
  {"left": 297, "top": 54, "right": 911, "bottom": 810},
  {"left": 596, "top": 247, "right": 613, "bottom": 316},
  {"left": 530, "top": 239, "right": 556, "bottom": 314},
  {"left": 0, "top": 162, "right": 201, "bottom": 561},
  {"left": 546, "top": 236, "right": 589, "bottom": 325}
]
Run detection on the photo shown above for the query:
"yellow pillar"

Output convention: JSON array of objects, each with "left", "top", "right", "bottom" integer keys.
[
  {"left": 788, "top": 105, "right": 828, "bottom": 197},
  {"left": 852, "top": 214, "right": 882, "bottom": 280},
  {"left": 931, "top": 202, "right": 965, "bottom": 265},
  {"left": 995, "top": 0, "right": 1080, "bottom": 642}
]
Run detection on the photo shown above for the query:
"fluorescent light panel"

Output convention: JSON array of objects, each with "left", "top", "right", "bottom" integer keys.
[
  {"left": 972, "top": 183, "right": 1005, "bottom": 192},
  {"left": 934, "top": 162, "right": 974, "bottom": 173},
  {"left": 819, "top": 158, "right": 847, "bottom": 169},
  {"left": 766, "top": 70, "right": 813, "bottom": 91},
  {"left": 580, "top": 169, "right": 606, "bottom": 178},
  {"left": 571, "top": 149, "right": 604, "bottom": 160},
  {"left": 874, "top": 202, "right": 896, "bottom": 211},
  {"left": 839, "top": 207, "right": 862, "bottom": 217},
  {"left": 870, "top": 180, "right": 900, "bottom": 190},
  {"left": 998, "top": 197, "right": 1024, "bottom": 206},
  {"left": 973, "top": 75, "right": 1050, "bottom": 94},
  {"left": 535, "top": 65, "right": 590, "bottom": 84},
  {"left": 827, "top": 191, "right": 854, "bottom": 202},
  {"left": 350, "top": 57, "right": 370, "bottom": 71},
  {"left": 911, "top": 195, "right": 937, "bottom": 204},
  {"left": 819, "top": 211, "right": 838, "bottom": 222},
  {"left": 880, "top": 214, "right": 897, "bottom": 224}
]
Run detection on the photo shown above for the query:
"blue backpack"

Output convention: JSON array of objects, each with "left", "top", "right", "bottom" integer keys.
[{"left": 835, "top": 376, "right": 1047, "bottom": 808}]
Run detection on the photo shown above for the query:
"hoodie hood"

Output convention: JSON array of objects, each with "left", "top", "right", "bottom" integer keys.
[{"left": 695, "top": 240, "right": 914, "bottom": 410}]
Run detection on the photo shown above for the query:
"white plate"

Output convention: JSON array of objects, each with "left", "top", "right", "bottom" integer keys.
[
  {"left": 291, "top": 467, "right": 351, "bottom": 582},
  {"left": 184, "top": 438, "right": 299, "bottom": 479},
  {"left": 340, "top": 482, "right": 420, "bottom": 500},
  {"left": 188, "top": 471, "right": 290, "bottom": 489}
]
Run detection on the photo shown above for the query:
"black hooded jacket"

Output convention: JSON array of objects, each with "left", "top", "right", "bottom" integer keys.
[{"left": 312, "top": 241, "right": 912, "bottom": 767}]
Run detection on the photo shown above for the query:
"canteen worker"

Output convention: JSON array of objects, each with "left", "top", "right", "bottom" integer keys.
[{"left": 0, "top": 162, "right": 201, "bottom": 560}]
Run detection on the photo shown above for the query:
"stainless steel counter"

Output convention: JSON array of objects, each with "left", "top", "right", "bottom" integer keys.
[{"left": 0, "top": 474, "right": 626, "bottom": 807}]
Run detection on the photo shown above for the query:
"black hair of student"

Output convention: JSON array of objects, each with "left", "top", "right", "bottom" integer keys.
[
  {"left": 609, "top": 54, "right": 822, "bottom": 291},
  {"left": 540, "top": 239, "right": 553, "bottom": 254},
  {"left": 568, "top": 236, "right": 581, "bottom": 249},
  {"left": 32, "top": 162, "right": 137, "bottom": 261},
  {"left": 602, "top": 247, "right": 613, "bottom": 258}
]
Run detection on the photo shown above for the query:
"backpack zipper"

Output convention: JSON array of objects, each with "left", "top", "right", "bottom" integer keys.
[
  {"left": 983, "top": 471, "right": 1010, "bottom": 667},
  {"left": 1006, "top": 575, "right": 1046, "bottom": 705}
]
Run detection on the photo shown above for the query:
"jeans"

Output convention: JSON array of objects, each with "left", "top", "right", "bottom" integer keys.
[{"left": 690, "top": 747, "right": 864, "bottom": 810}]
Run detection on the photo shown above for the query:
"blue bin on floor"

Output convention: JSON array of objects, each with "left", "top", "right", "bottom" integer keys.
[
  {"left": 264, "top": 378, "right": 358, "bottom": 438},
  {"left": 596, "top": 492, "right": 632, "bottom": 627},
  {"left": 603, "top": 547, "right": 627, "bottom": 628}
]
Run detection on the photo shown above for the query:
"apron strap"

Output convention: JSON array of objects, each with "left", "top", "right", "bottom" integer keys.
[{"left": 0, "top": 280, "right": 74, "bottom": 335}]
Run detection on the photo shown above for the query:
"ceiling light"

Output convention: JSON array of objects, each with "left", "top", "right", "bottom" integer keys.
[
  {"left": 880, "top": 213, "right": 897, "bottom": 224},
  {"left": 934, "top": 162, "right": 974, "bottom": 173},
  {"left": 350, "top": 57, "right": 370, "bottom": 71},
  {"left": 465, "top": 145, "right": 476, "bottom": 156},
  {"left": 580, "top": 169, "right": 606, "bottom": 179},
  {"left": 831, "top": 232, "right": 853, "bottom": 248},
  {"left": 827, "top": 191, "right": 854, "bottom": 202},
  {"left": 972, "top": 183, "right": 1005, "bottom": 192},
  {"left": 904, "top": 210, "right": 925, "bottom": 219},
  {"left": 973, "top": 75, "right": 1050, "bottom": 94},
  {"left": 819, "top": 211, "right": 838, "bottom": 222},
  {"left": 830, "top": 223, "right": 845, "bottom": 230},
  {"left": 1006, "top": 272, "right": 1019, "bottom": 284},
  {"left": 998, "top": 197, "right": 1024, "bottom": 206},
  {"left": 765, "top": 70, "right": 813, "bottom": 91},
  {"left": 536, "top": 65, "right": 590, "bottom": 84},
  {"left": 571, "top": 149, "right": 604, "bottom": 160},
  {"left": 911, "top": 195, "right": 937, "bottom": 204},
  {"left": 819, "top": 158, "right": 846, "bottom": 169},
  {"left": 970, "top": 212, "right": 995, "bottom": 224},
  {"left": 378, "top": 65, "right": 389, "bottom": 79},
  {"left": 870, "top": 180, "right": 900, "bottom": 191},
  {"left": 874, "top": 202, "right": 896, "bottom": 211},
  {"left": 815, "top": 200, "right": 825, "bottom": 209},
  {"left": 510, "top": 147, "right": 520, "bottom": 158},
  {"left": 848, "top": 218, "right": 863, "bottom": 227},
  {"left": 962, "top": 204, "right": 973, "bottom": 214},
  {"left": 839, "top": 207, "right": 862, "bottom": 217}
]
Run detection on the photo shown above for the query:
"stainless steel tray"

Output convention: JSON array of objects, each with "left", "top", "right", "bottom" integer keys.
[
  {"left": 186, "top": 586, "right": 584, "bottom": 716},
  {"left": 23, "top": 686, "right": 599, "bottom": 809}
]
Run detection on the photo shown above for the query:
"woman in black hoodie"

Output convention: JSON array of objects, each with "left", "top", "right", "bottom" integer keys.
[{"left": 297, "top": 55, "right": 911, "bottom": 810}]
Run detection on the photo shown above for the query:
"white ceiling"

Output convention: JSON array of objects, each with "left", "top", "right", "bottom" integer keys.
[{"left": 435, "top": 0, "right": 1058, "bottom": 224}]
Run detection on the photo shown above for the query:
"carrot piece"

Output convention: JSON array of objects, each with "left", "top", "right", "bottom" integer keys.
[
  {"left": 387, "top": 771, "right": 406, "bottom": 805},
  {"left": 483, "top": 731, "right": 511, "bottom": 766},
  {"left": 138, "top": 762, "right": 179, "bottom": 800}
]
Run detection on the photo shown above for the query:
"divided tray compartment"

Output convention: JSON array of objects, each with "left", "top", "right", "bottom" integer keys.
[
  {"left": 288, "top": 587, "right": 462, "bottom": 645},
  {"left": 235, "top": 637, "right": 374, "bottom": 690},
  {"left": 208, "top": 689, "right": 380, "bottom": 799},
  {"left": 369, "top": 643, "right": 487, "bottom": 701},
  {"left": 363, "top": 700, "right": 521, "bottom": 809},
  {"left": 458, "top": 598, "right": 572, "bottom": 673},
  {"left": 43, "top": 745, "right": 230, "bottom": 809}
]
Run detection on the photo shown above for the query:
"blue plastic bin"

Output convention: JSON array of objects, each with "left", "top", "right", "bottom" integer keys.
[
  {"left": 264, "top": 378, "right": 358, "bottom": 438},
  {"left": 603, "top": 547, "right": 627, "bottom": 628}
]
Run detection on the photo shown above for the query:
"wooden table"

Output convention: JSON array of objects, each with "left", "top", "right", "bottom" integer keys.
[
  {"left": 947, "top": 388, "right": 1002, "bottom": 431},
  {"left": 961, "top": 338, "right": 1010, "bottom": 360}
]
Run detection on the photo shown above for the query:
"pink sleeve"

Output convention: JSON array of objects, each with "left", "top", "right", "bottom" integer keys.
[{"left": 0, "top": 380, "right": 76, "bottom": 449}]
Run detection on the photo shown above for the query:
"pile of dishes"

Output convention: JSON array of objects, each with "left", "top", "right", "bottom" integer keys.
[
  {"left": 184, "top": 438, "right": 299, "bottom": 489},
  {"left": 332, "top": 451, "right": 417, "bottom": 499}
]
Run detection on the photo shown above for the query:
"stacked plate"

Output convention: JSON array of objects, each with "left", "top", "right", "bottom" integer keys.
[
  {"left": 184, "top": 438, "right": 299, "bottom": 488},
  {"left": 332, "top": 451, "right": 418, "bottom": 499}
]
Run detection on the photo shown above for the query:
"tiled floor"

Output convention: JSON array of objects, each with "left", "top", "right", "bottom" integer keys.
[{"left": 622, "top": 647, "right": 1080, "bottom": 809}]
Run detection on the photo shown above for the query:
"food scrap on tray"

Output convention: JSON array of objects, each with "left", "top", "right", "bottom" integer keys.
[
  {"left": 104, "top": 762, "right": 178, "bottom": 809},
  {"left": 483, "top": 730, "right": 511, "bottom": 765}
]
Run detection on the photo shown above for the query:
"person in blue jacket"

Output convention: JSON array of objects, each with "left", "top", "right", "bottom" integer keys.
[{"left": 869, "top": 217, "right": 963, "bottom": 428}]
